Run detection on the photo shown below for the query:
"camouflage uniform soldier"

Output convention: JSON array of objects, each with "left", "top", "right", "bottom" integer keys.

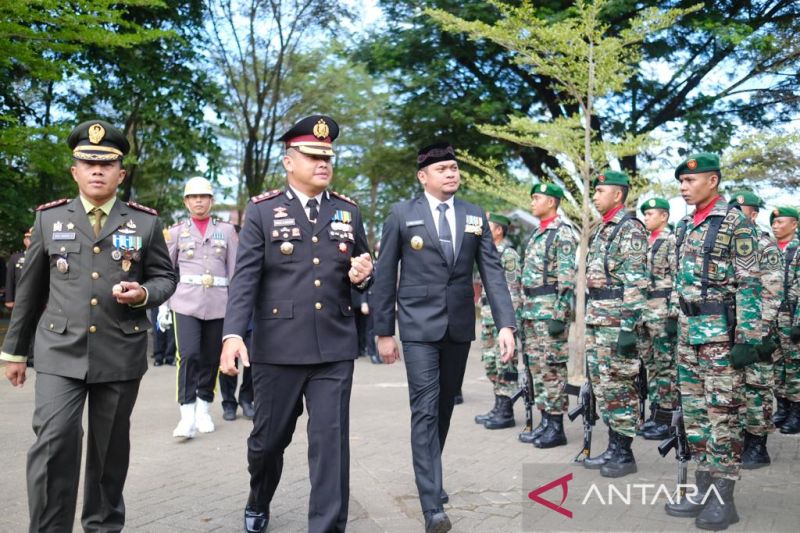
[
  {"left": 636, "top": 198, "right": 679, "bottom": 441},
  {"left": 728, "top": 192, "right": 783, "bottom": 467},
  {"left": 519, "top": 183, "right": 578, "bottom": 448},
  {"left": 665, "top": 153, "right": 762, "bottom": 531},
  {"left": 771, "top": 207, "right": 800, "bottom": 435},
  {"left": 475, "top": 213, "right": 522, "bottom": 429},
  {"left": 583, "top": 171, "right": 648, "bottom": 478}
]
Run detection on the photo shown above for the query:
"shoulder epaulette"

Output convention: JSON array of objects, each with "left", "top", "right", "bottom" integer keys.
[
  {"left": 252, "top": 189, "right": 282, "bottom": 204},
  {"left": 128, "top": 201, "right": 158, "bottom": 215},
  {"left": 36, "top": 198, "right": 69, "bottom": 211},
  {"left": 331, "top": 190, "right": 357, "bottom": 206}
]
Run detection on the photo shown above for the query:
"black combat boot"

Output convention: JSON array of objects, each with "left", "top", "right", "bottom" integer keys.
[
  {"left": 484, "top": 395, "right": 515, "bottom": 429},
  {"left": 600, "top": 431, "right": 637, "bottom": 478},
  {"left": 642, "top": 408, "right": 672, "bottom": 440},
  {"left": 584, "top": 428, "right": 616, "bottom": 470},
  {"left": 774, "top": 396, "right": 790, "bottom": 428},
  {"left": 665, "top": 470, "right": 712, "bottom": 517},
  {"left": 637, "top": 404, "right": 657, "bottom": 435},
  {"left": 741, "top": 432, "right": 771, "bottom": 469},
  {"left": 695, "top": 478, "right": 739, "bottom": 530},
  {"left": 533, "top": 414, "right": 567, "bottom": 448},
  {"left": 780, "top": 401, "right": 800, "bottom": 434},
  {"left": 475, "top": 396, "right": 501, "bottom": 424},
  {"left": 519, "top": 411, "right": 547, "bottom": 443}
]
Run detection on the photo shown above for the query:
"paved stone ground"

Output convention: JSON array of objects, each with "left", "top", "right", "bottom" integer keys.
[{"left": 0, "top": 324, "right": 798, "bottom": 532}]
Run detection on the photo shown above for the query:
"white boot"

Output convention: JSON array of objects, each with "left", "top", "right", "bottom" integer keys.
[
  {"left": 173, "top": 403, "right": 197, "bottom": 439},
  {"left": 195, "top": 398, "right": 216, "bottom": 433}
]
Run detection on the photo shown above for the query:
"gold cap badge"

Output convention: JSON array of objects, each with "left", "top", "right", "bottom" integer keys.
[
  {"left": 88, "top": 123, "right": 105, "bottom": 144},
  {"left": 649, "top": 199, "right": 656, "bottom": 207},
  {"left": 687, "top": 159, "right": 698, "bottom": 170},
  {"left": 598, "top": 174, "right": 606, "bottom": 183},
  {"left": 737, "top": 196, "right": 745, "bottom": 204},
  {"left": 312, "top": 119, "right": 330, "bottom": 140},
  {"left": 540, "top": 184, "right": 547, "bottom": 193},
  {"left": 773, "top": 209, "right": 780, "bottom": 216}
]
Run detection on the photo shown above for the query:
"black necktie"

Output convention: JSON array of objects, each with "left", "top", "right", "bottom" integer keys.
[
  {"left": 307, "top": 198, "right": 319, "bottom": 223},
  {"left": 437, "top": 203, "right": 454, "bottom": 267}
]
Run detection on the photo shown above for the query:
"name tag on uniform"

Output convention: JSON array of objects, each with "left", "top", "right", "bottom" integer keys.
[
  {"left": 274, "top": 218, "right": 296, "bottom": 227},
  {"left": 406, "top": 220, "right": 424, "bottom": 227},
  {"left": 52, "top": 232, "right": 76, "bottom": 240}
]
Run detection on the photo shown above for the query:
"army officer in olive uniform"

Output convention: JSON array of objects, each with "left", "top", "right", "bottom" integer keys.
[
  {"left": 220, "top": 115, "right": 373, "bottom": 533},
  {"left": 1, "top": 120, "right": 176, "bottom": 532}
]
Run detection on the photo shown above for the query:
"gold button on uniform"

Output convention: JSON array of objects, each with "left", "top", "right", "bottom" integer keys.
[
  {"left": 134, "top": 326, "right": 139, "bottom": 331},
  {"left": 314, "top": 279, "right": 321, "bottom": 287},
  {"left": 91, "top": 272, "right": 100, "bottom": 280},
  {"left": 88, "top": 325, "right": 97, "bottom": 333},
  {"left": 272, "top": 308, "right": 278, "bottom": 315},
  {"left": 93, "top": 246, "right": 101, "bottom": 254},
  {"left": 60, "top": 246, "right": 66, "bottom": 253},
  {"left": 49, "top": 323, "right": 54, "bottom": 329},
  {"left": 312, "top": 236, "right": 319, "bottom": 243},
  {"left": 315, "top": 302, "right": 322, "bottom": 310},
  {"left": 313, "top": 258, "right": 320, "bottom": 265},
  {"left": 90, "top": 298, "right": 98, "bottom": 306}
]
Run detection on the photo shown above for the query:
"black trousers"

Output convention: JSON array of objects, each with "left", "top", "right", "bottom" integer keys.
[
  {"left": 219, "top": 325, "right": 254, "bottom": 408},
  {"left": 27, "top": 373, "right": 141, "bottom": 533},
  {"left": 174, "top": 313, "right": 222, "bottom": 404},
  {"left": 402, "top": 337, "right": 470, "bottom": 512},
  {"left": 247, "top": 360, "right": 353, "bottom": 533},
  {"left": 149, "top": 308, "right": 175, "bottom": 363}
]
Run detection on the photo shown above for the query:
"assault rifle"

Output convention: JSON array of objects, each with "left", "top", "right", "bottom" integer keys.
[
  {"left": 510, "top": 352, "right": 535, "bottom": 433},
  {"left": 657, "top": 403, "right": 691, "bottom": 500},
  {"left": 635, "top": 359, "right": 648, "bottom": 429},
  {"left": 567, "top": 380, "right": 598, "bottom": 463}
]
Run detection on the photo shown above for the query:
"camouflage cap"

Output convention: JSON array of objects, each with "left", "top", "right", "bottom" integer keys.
[
  {"left": 639, "top": 197, "right": 670, "bottom": 214},
  {"left": 770, "top": 206, "right": 800, "bottom": 224},
  {"left": 674, "top": 152, "right": 720, "bottom": 180},
  {"left": 592, "top": 170, "right": 629, "bottom": 188},
  {"left": 530, "top": 182, "right": 565, "bottom": 199},
  {"left": 489, "top": 213, "right": 511, "bottom": 227},
  {"left": 728, "top": 190, "right": 764, "bottom": 209}
]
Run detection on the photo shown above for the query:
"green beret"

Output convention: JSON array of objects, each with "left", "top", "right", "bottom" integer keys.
[
  {"left": 770, "top": 206, "right": 800, "bottom": 224},
  {"left": 67, "top": 119, "right": 130, "bottom": 161},
  {"left": 489, "top": 213, "right": 511, "bottom": 227},
  {"left": 530, "top": 182, "right": 565, "bottom": 199},
  {"left": 728, "top": 190, "right": 764, "bottom": 209},
  {"left": 674, "top": 152, "right": 720, "bottom": 180},
  {"left": 592, "top": 170, "right": 629, "bottom": 188},
  {"left": 640, "top": 197, "right": 670, "bottom": 214}
]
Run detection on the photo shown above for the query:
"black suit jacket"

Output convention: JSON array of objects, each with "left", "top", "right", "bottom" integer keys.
[
  {"left": 223, "top": 188, "right": 370, "bottom": 364},
  {"left": 371, "top": 195, "right": 515, "bottom": 342}
]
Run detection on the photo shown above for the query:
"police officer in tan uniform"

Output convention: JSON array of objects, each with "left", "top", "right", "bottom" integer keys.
[
  {"left": 1, "top": 119, "right": 176, "bottom": 531},
  {"left": 166, "top": 177, "right": 239, "bottom": 438}
]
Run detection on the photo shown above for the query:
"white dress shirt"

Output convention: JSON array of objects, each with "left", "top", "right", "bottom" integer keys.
[
  {"left": 424, "top": 191, "right": 456, "bottom": 253},
  {"left": 289, "top": 186, "right": 324, "bottom": 222}
]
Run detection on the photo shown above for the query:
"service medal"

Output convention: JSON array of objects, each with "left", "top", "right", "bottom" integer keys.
[
  {"left": 56, "top": 257, "right": 69, "bottom": 273},
  {"left": 410, "top": 236, "right": 423, "bottom": 250},
  {"left": 111, "top": 249, "right": 122, "bottom": 261},
  {"left": 338, "top": 242, "right": 348, "bottom": 253},
  {"left": 280, "top": 241, "right": 294, "bottom": 255},
  {"left": 122, "top": 259, "right": 131, "bottom": 272}
]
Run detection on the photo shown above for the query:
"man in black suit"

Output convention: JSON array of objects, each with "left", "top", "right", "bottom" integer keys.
[
  {"left": 220, "top": 115, "right": 373, "bottom": 533},
  {"left": 371, "top": 142, "right": 516, "bottom": 533}
]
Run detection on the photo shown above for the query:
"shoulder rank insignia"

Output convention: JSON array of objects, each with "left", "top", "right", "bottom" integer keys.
[
  {"left": 331, "top": 190, "right": 357, "bottom": 206},
  {"left": 252, "top": 189, "right": 282, "bottom": 204},
  {"left": 128, "top": 201, "right": 158, "bottom": 215},
  {"left": 36, "top": 198, "right": 70, "bottom": 211}
]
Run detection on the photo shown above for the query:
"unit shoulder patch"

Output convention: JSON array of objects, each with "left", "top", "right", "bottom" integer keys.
[
  {"left": 128, "top": 201, "right": 158, "bottom": 215},
  {"left": 252, "top": 189, "right": 282, "bottom": 204},
  {"left": 36, "top": 198, "right": 70, "bottom": 211}
]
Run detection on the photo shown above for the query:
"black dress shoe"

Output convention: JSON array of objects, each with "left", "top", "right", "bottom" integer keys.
[
  {"left": 223, "top": 405, "right": 237, "bottom": 421},
  {"left": 440, "top": 489, "right": 449, "bottom": 504},
  {"left": 453, "top": 392, "right": 463, "bottom": 405},
  {"left": 153, "top": 359, "right": 163, "bottom": 367},
  {"left": 240, "top": 401, "right": 256, "bottom": 419},
  {"left": 370, "top": 353, "right": 383, "bottom": 364},
  {"left": 423, "top": 509, "right": 452, "bottom": 533},
  {"left": 244, "top": 507, "right": 269, "bottom": 533},
  {"left": 165, "top": 358, "right": 176, "bottom": 366}
]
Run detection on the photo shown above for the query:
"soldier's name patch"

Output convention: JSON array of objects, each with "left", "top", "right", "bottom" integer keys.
[
  {"left": 405, "top": 220, "right": 424, "bottom": 227},
  {"left": 273, "top": 218, "right": 296, "bottom": 227},
  {"left": 52, "top": 231, "right": 76, "bottom": 240}
]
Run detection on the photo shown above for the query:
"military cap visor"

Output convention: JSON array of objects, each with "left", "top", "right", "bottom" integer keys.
[
  {"left": 280, "top": 115, "right": 339, "bottom": 156},
  {"left": 728, "top": 191, "right": 764, "bottom": 209},
  {"left": 417, "top": 142, "right": 456, "bottom": 170},
  {"left": 68, "top": 119, "right": 130, "bottom": 162},
  {"left": 489, "top": 213, "right": 511, "bottom": 227},
  {"left": 640, "top": 197, "right": 670, "bottom": 214},
  {"left": 592, "top": 170, "right": 630, "bottom": 188},
  {"left": 530, "top": 182, "right": 565, "bottom": 199},
  {"left": 770, "top": 206, "right": 800, "bottom": 224},
  {"left": 674, "top": 152, "right": 720, "bottom": 180}
]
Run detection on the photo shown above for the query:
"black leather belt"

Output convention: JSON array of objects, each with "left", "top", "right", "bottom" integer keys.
[
  {"left": 648, "top": 289, "right": 671, "bottom": 300},
  {"left": 588, "top": 287, "right": 624, "bottom": 300},
  {"left": 678, "top": 297, "right": 728, "bottom": 317},
  {"left": 524, "top": 285, "right": 558, "bottom": 297}
]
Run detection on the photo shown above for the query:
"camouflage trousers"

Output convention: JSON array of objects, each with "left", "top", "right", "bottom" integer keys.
[
  {"left": 585, "top": 325, "right": 639, "bottom": 438},
  {"left": 742, "top": 359, "right": 775, "bottom": 436},
  {"left": 522, "top": 319, "right": 568, "bottom": 414},
  {"left": 636, "top": 318, "right": 678, "bottom": 409},
  {"left": 678, "top": 339, "right": 744, "bottom": 480},
  {"left": 776, "top": 326, "right": 800, "bottom": 402},
  {"left": 481, "top": 324, "right": 519, "bottom": 398}
]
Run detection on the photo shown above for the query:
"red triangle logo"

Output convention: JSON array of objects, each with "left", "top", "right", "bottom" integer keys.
[{"left": 527, "top": 473, "right": 573, "bottom": 519}]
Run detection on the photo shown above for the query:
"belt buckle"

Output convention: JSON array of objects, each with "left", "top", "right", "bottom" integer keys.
[{"left": 201, "top": 274, "right": 214, "bottom": 288}]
